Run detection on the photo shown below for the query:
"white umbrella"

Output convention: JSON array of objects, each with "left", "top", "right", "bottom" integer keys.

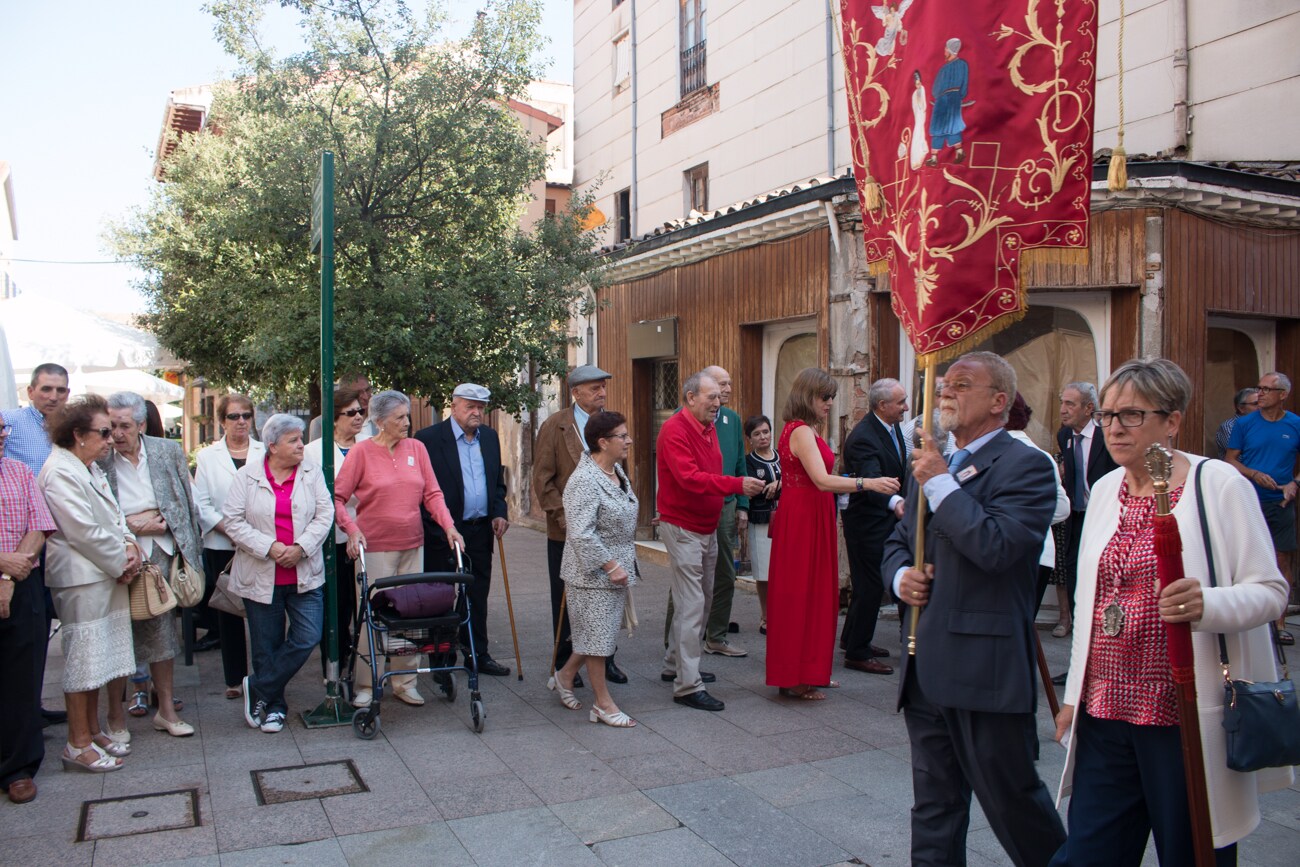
[
  {"left": 75, "top": 369, "right": 185, "bottom": 405},
  {"left": 0, "top": 294, "right": 174, "bottom": 375}
]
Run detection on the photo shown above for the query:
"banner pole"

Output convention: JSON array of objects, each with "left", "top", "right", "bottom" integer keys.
[{"left": 907, "top": 355, "right": 935, "bottom": 656}]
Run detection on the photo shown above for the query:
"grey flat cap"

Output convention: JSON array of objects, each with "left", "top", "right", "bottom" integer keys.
[
  {"left": 452, "top": 383, "right": 491, "bottom": 402},
  {"left": 568, "top": 365, "right": 612, "bottom": 387}
]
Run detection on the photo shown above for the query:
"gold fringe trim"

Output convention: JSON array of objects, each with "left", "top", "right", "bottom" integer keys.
[
  {"left": 1020, "top": 245, "right": 1090, "bottom": 268},
  {"left": 1107, "top": 146, "right": 1128, "bottom": 192},
  {"left": 866, "top": 258, "right": 891, "bottom": 278},
  {"left": 918, "top": 307, "right": 1027, "bottom": 366}
]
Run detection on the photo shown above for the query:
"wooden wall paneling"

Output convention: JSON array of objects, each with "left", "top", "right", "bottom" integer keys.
[
  {"left": 870, "top": 290, "right": 900, "bottom": 382},
  {"left": 1110, "top": 287, "right": 1140, "bottom": 373}
]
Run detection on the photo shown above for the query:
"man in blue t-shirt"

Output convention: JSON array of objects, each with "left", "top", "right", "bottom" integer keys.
[{"left": 1226, "top": 371, "right": 1300, "bottom": 644}]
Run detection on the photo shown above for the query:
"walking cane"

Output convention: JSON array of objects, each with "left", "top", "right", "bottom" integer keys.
[
  {"left": 549, "top": 588, "right": 568, "bottom": 677},
  {"left": 1034, "top": 631, "right": 1060, "bottom": 718},
  {"left": 495, "top": 535, "right": 524, "bottom": 681},
  {"left": 907, "top": 356, "right": 937, "bottom": 656}
]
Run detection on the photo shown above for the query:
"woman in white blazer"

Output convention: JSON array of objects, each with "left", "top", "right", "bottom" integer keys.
[
  {"left": 38, "top": 395, "right": 142, "bottom": 773},
  {"left": 222, "top": 414, "right": 333, "bottom": 734},
  {"left": 1052, "top": 359, "right": 1292, "bottom": 865},
  {"left": 193, "top": 394, "right": 265, "bottom": 699}
]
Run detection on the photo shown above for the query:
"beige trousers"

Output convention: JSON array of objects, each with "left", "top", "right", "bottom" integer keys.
[
  {"left": 355, "top": 546, "right": 423, "bottom": 692},
  {"left": 660, "top": 522, "right": 718, "bottom": 697}
]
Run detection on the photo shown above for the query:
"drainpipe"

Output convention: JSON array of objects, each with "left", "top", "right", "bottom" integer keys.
[
  {"left": 630, "top": 0, "right": 640, "bottom": 238},
  {"left": 1171, "top": 0, "right": 1189, "bottom": 153},
  {"left": 825, "top": 0, "right": 836, "bottom": 175}
]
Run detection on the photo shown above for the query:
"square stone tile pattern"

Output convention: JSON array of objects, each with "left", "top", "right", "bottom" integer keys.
[
  {"left": 78, "top": 788, "right": 201, "bottom": 841},
  {"left": 251, "top": 759, "right": 368, "bottom": 805}
]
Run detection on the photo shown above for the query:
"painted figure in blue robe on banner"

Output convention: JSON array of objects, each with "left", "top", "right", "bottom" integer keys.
[{"left": 926, "top": 38, "right": 969, "bottom": 166}]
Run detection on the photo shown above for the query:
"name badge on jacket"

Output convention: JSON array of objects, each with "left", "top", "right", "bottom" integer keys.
[
  {"left": 407, "top": 455, "right": 415, "bottom": 467},
  {"left": 956, "top": 465, "right": 979, "bottom": 484}
]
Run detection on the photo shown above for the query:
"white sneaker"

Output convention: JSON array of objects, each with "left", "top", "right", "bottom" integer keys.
[
  {"left": 351, "top": 689, "right": 372, "bottom": 708},
  {"left": 260, "top": 711, "right": 285, "bottom": 733},
  {"left": 393, "top": 686, "right": 425, "bottom": 707}
]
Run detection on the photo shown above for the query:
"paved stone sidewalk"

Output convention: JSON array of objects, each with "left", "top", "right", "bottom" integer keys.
[{"left": 6, "top": 527, "right": 1298, "bottom": 865}]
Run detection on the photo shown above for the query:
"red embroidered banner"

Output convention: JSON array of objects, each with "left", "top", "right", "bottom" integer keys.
[{"left": 841, "top": 0, "right": 1097, "bottom": 360}]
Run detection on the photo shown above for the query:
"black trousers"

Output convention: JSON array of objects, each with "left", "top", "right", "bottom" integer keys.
[
  {"left": 203, "top": 548, "right": 249, "bottom": 689},
  {"left": 0, "top": 565, "right": 46, "bottom": 789},
  {"left": 426, "top": 520, "right": 494, "bottom": 658},
  {"left": 1050, "top": 709, "right": 1237, "bottom": 866},
  {"left": 547, "top": 538, "right": 573, "bottom": 669},
  {"left": 319, "top": 543, "right": 357, "bottom": 678},
  {"left": 841, "top": 522, "right": 887, "bottom": 661},
  {"left": 903, "top": 665, "right": 1065, "bottom": 867},
  {"left": 1064, "top": 511, "right": 1086, "bottom": 619}
]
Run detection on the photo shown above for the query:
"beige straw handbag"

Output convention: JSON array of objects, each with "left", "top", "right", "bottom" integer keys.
[{"left": 129, "top": 562, "right": 177, "bottom": 620}]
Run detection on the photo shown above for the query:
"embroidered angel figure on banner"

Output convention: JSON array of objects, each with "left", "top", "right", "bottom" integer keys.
[{"left": 872, "top": 0, "right": 915, "bottom": 57}]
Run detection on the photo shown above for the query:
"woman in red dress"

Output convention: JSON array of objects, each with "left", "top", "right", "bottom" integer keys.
[{"left": 766, "top": 369, "right": 900, "bottom": 700}]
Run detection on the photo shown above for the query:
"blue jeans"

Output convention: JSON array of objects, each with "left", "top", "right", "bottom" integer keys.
[{"left": 244, "top": 585, "right": 323, "bottom": 715}]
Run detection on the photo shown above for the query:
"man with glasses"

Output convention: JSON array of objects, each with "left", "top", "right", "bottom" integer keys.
[
  {"left": 1226, "top": 371, "right": 1300, "bottom": 644},
  {"left": 1, "top": 363, "right": 72, "bottom": 728},
  {"left": 1215, "top": 387, "right": 1259, "bottom": 459},
  {"left": 884, "top": 351, "right": 1065, "bottom": 866}
]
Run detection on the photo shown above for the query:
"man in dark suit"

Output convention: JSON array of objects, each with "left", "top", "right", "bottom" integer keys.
[
  {"left": 415, "top": 383, "right": 511, "bottom": 676},
  {"left": 883, "top": 352, "right": 1065, "bottom": 867},
  {"left": 839, "top": 377, "right": 909, "bottom": 675},
  {"left": 1054, "top": 381, "right": 1117, "bottom": 682}
]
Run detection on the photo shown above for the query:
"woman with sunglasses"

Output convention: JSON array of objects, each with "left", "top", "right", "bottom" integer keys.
[
  {"left": 193, "top": 394, "right": 265, "bottom": 700},
  {"left": 1052, "top": 359, "right": 1291, "bottom": 865},
  {"left": 766, "top": 369, "right": 899, "bottom": 701},
  {"left": 303, "top": 386, "right": 368, "bottom": 679},
  {"left": 37, "top": 395, "right": 142, "bottom": 772}
]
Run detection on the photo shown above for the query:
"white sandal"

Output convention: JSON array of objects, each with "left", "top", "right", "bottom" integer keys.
[
  {"left": 547, "top": 671, "right": 582, "bottom": 710},
  {"left": 62, "top": 742, "right": 122, "bottom": 773},
  {"left": 94, "top": 732, "right": 131, "bottom": 757},
  {"left": 589, "top": 705, "right": 636, "bottom": 728}
]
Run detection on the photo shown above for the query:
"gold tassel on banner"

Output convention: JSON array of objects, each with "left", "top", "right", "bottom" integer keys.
[
  {"left": 1108, "top": 0, "right": 1128, "bottom": 192},
  {"left": 863, "top": 175, "right": 883, "bottom": 212}
]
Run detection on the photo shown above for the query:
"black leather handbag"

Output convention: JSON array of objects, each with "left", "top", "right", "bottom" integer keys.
[{"left": 1196, "top": 462, "right": 1300, "bottom": 773}]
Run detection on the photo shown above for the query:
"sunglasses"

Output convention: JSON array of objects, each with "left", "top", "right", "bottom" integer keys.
[
  {"left": 340, "top": 408, "right": 365, "bottom": 418},
  {"left": 87, "top": 427, "right": 112, "bottom": 439},
  {"left": 225, "top": 412, "right": 254, "bottom": 421},
  {"left": 820, "top": 393, "right": 837, "bottom": 401}
]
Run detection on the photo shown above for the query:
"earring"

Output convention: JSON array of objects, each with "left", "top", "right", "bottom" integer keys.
[{"left": 79, "top": 441, "right": 85, "bottom": 447}]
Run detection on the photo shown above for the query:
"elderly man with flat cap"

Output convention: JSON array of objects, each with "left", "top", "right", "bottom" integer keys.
[
  {"left": 532, "top": 365, "right": 627, "bottom": 686},
  {"left": 415, "top": 383, "right": 511, "bottom": 676}
]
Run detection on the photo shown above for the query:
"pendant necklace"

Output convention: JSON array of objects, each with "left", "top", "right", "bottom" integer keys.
[{"left": 1101, "top": 494, "right": 1147, "bottom": 637}]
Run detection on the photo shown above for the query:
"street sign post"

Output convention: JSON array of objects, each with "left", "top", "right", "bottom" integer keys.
[{"left": 303, "top": 151, "right": 347, "bottom": 728}]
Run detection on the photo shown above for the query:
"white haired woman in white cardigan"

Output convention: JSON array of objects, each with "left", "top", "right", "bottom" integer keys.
[{"left": 1052, "top": 359, "right": 1291, "bottom": 866}]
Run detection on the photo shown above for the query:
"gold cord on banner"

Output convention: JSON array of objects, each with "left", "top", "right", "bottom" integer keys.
[{"left": 1108, "top": 0, "right": 1129, "bottom": 191}]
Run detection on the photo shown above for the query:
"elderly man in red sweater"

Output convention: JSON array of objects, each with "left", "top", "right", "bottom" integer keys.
[{"left": 658, "top": 371, "right": 765, "bottom": 711}]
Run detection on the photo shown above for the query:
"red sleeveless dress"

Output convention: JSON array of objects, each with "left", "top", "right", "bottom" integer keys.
[{"left": 765, "top": 420, "right": 838, "bottom": 688}]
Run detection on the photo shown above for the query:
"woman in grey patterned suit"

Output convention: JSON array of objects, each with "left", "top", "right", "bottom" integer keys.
[{"left": 548, "top": 411, "right": 640, "bottom": 728}]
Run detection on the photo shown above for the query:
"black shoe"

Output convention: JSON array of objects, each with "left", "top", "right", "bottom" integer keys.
[
  {"left": 193, "top": 635, "right": 221, "bottom": 652},
  {"left": 475, "top": 655, "right": 510, "bottom": 677},
  {"left": 40, "top": 708, "right": 68, "bottom": 727},
  {"left": 573, "top": 673, "right": 584, "bottom": 689},
  {"left": 728, "top": 622, "right": 739, "bottom": 634},
  {"left": 674, "top": 690, "right": 725, "bottom": 711},
  {"left": 870, "top": 644, "right": 890, "bottom": 658},
  {"left": 1051, "top": 672, "right": 1068, "bottom": 686},
  {"left": 605, "top": 658, "right": 628, "bottom": 684},
  {"left": 661, "top": 670, "right": 716, "bottom": 683}
]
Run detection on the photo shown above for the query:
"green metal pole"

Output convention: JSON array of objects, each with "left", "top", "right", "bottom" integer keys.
[{"left": 304, "top": 150, "right": 346, "bottom": 727}]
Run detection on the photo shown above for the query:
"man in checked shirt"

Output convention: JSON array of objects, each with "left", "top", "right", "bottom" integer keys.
[{"left": 0, "top": 417, "right": 59, "bottom": 804}]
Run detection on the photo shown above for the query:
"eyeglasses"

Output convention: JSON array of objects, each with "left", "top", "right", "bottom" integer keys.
[
  {"left": 1256, "top": 386, "right": 1287, "bottom": 394},
  {"left": 90, "top": 428, "right": 112, "bottom": 439},
  {"left": 1091, "top": 409, "right": 1170, "bottom": 428},
  {"left": 607, "top": 433, "right": 633, "bottom": 441},
  {"left": 225, "top": 412, "right": 254, "bottom": 421},
  {"left": 339, "top": 408, "right": 365, "bottom": 418},
  {"left": 941, "top": 381, "right": 997, "bottom": 394}
]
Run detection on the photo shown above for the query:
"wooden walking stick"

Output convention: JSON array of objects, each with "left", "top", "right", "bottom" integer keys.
[
  {"left": 496, "top": 535, "right": 523, "bottom": 681},
  {"left": 1146, "top": 443, "right": 1215, "bottom": 866},
  {"left": 548, "top": 588, "right": 568, "bottom": 677},
  {"left": 907, "top": 356, "right": 937, "bottom": 656},
  {"left": 1034, "top": 631, "right": 1060, "bottom": 718}
]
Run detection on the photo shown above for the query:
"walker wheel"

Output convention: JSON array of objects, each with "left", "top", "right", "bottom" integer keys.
[
  {"left": 352, "top": 708, "right": 380, "bottom": 740},
  {"left": 470, "top": 700, "right": 485, "bottom": 733}
]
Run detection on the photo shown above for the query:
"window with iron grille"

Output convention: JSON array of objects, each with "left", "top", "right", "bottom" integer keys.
[
  {"left": 684, "top": 163, "right": 708, "bottom": 214},
  {"left": 679, "top": 0, "right": 707, "bottom": 97}
]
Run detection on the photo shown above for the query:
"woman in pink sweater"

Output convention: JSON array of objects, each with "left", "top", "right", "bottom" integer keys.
[{"left": 334, "top": 390, "right": 464, "bottom": 709}]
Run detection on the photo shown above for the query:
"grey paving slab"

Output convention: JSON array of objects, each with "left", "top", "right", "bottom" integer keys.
[
  {"left": 2, "top": 829, "right": 94, "bottom": 867},
  {"left": 645, "top": 778, "right": 848, "bottom": 867},
  {"left": 1256, "top": 784, "right": 1300, "bottom": 833},
  {"left": 549, "top": 712, "right": 677, "bottom": 761},
  {"left": 718, "top": 692, "right": 825, "bottom": 737},
  {"left": 812, "top": 748, "right": 916, "bottom": 806},
  {"left": 732, "top": 763, "right": 860, "bottom": 809},
  {"left": 604, "top": 746, "right": 717, "bottom": 790},
  {"left": 89, "top": 824, "right": 218, "bottom": 867},
  {"left": 549, "top": 790, "right": 680, "bottom": 844},
  {"left": 516, "top": 756, "right": 641, "bottom": 806},
  {"left": 336, "top": 821, "right": 474, "bottom": 866},
  {"left": 212, "top": 798, "right": 335, "bottom": 852},
  {"left": 758, "top": 725, "right": 872, "bottom": 764},
  {"left": 143, "top": 857, "right": 221, "bottom": 867},
  {"left": 783, "top": 791, "right": 913, "bottom": 864},
  {"left": 388, "top": 730, "right": 512, "bottom": 784},
  {"left": 447, "top": 805, "right": 602, "bottom": 867},
  {"left": 592, "top": 826, "right": 735, "bottom": 867},
  {"left": 217, "top": 838, "right": 348, "bottom": 866},
  {"left": 425, "top": 771, "right": 544, "bottom": 820}
]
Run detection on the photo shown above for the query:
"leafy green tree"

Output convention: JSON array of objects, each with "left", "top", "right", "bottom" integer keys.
[{"left": 112, "top": 0, "right": 602, "bottom": 413}]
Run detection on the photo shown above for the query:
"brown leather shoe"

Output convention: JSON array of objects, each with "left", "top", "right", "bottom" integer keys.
[
  {"left": 6, "top": 777, "right": 36, "bottom": 804},
  {"left": 869, "top": 645, "right": 890, "bottom": 658},
  {"left": 845, "top": 658, "right": 894, "bottom": 675}
]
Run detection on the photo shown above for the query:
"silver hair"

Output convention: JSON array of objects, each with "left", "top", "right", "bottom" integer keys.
[
  {"left": 956, "top": 351, "right": 1017, "bottom": 422},
  {"left": 1063, "top": 381, "right": 1100, "bottom": 409},
  {"left": 1100, "top": 358, "right": 1192, "bottom": 414},
  {"left": 368, "top": 389, "right": 410, "bottom": 424},
  {"left": 868, "top": 377, "right": 903, "bottom": 410},
  {"left": 682, "top": 370, "right": 715, "bottom": 401},
  {"left": 106, "top": 391, "right": 147, "bottom": 425},
  {"left": 1264, "top": 372, "right": 1293, "bottom": 392},
  {"left": 1234, "top": 387, "right": 1260, "bottom": 408},
  {"left": 261, "top": 413, "right": 306, "bottom": 446}
]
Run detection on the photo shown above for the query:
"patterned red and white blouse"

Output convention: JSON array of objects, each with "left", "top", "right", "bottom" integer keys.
[{"left": 1084, "top": 480, "right": 1185, "bottom": 727}]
